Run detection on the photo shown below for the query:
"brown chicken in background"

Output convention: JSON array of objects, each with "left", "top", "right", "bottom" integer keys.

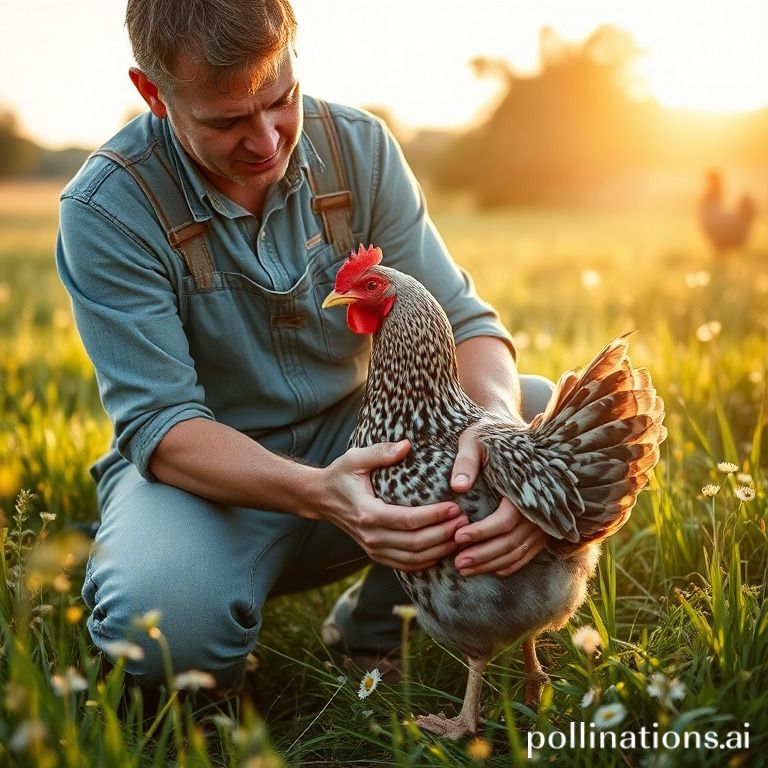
[
  {"left": 323, "top": 245, "right": 666, "bottom": 739},
  {"left": 698, "top": 169, "right": 757, "bottom": 256}
]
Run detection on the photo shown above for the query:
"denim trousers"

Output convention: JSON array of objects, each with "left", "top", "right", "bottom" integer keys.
[{"left": 82, "top": 375, "right": 555, "bottom": 688}]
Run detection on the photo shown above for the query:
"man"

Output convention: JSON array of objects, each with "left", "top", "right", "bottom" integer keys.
[{"left": 57, "top": 0, "right": 551, "bottom": 690}]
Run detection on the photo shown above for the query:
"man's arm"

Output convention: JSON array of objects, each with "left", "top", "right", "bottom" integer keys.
[
  {"left": 148, "top": 418, "right": 467, "bottom": 572},
  {"left": 451, "top": 336, "right": 548, "bottom": 577}
]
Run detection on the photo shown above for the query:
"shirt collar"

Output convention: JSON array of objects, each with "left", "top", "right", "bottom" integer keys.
[{"left": 162, "top": 118, "right": 320, "bottom": 222}]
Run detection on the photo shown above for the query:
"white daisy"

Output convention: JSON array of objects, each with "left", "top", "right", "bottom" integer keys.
[
  {"left": 736, "top": 473, "right": 754, "bottom": 486},
  {"left": 592, "top": 702, "right": 627, "bottom": 729},
  {"left": 173, "top": 670, "right": 217, "bottom": 691},
  {"left": 358, "top": 668, "right": 382, "bottom": 699},
  {"left": 51, "top": 667, "right": 88, "bottom": 696},
  {"left": 580, "top": 687, "right": 599, "bottom": 708},
  {"left": 716, "top": 462, "right": 738, "bottom": 474},
  {"left": 9, "top": 720, "right": 47, "bottom": 752},
  {"left": 647, "top": 673, "right": 686, "bottom": 708},
  {"left": 133, "top": 609, "right": 163, "bottom": 632},
  {"left": 392, "top": 604, "right": 417, "bottom": 620},
  {"left": 735, "top": 486, "right": 756, "bottom": 502},
  {"left": 571, "top": 625, "right": 602, "bottom": 656},
  {"left": 102, "top": 640, "right": 145, "bottom": 662},
  {"left": 701, "top": 484, "right": 720, "bottom": 497}
]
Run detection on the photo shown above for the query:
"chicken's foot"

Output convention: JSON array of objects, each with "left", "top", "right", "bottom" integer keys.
[{"left": 416, "top": 655, "right": 488, "bottom": 741}]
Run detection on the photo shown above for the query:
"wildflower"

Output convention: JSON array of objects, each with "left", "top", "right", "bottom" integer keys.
[
  {"left": 9, "top": 720, "right": 47, "bottom": 753},
  {"left": 4, "top": 680, "right": 27, "bottom": 712},
  {"left": 534, "top": 332, "right": 552, "bottom": 350},
  {"left": 736, "top": 473, "right": 754, "bottom": 486},
  {"left": 53, "top": 573, "right": 72, "bottom": 593},
  {"left": 581, "top": 269, "right": 601, "bottom": 290},
  {"left": 571, "top": 625, "right": 602, "bottom": 656},
  {"left": 39, "top": 512, "right": 57, "bottom": 524},
  {"left": 392, "top": 604, "right": 417, "bottom": 620},
  {"left": 684, "top": 271, "right": 711, "bottom": 288},
  {"left": 696, "top": 321, "right": 722, "bottom": 342},
  {"left": 358, "top": 668, "right": 382, "bottom": 699},
  {"left": 702, "top": 484, "right": 720, "bottom": 497},
  {"left": 592, "top": 702, "right": 627, "bottom": 729},
  {"left": 65, "top": 605, "right": 84, "bottom": 624},
  {"left": 580, "top": 686, "right": 599, "bottom": 708},
  {"left": 717, "top": 461, "right": 738, "bottom": 474},
  {"left": 466, "top": 736, "right": 493, "bottom": 760},
  {"left": 133, "top": 609, "right": 163, "bottom": 634},
  {"left": 51, "top": 667, "right": 88, "bottom": 696},
  {"left": 210, "top": 714, "right": 236, "bottom": 730},
  {"left": 173, "top": 670, "right": 217, "bottom": 691},
  {"left": 102, "top": 640, "right": 145, "bottom": 662},
  {"left": 735, "top": 486, "right": 756, "bottom": 502},
  {"left": 647, "top": 673, "right": 686, "bottom": 708}
]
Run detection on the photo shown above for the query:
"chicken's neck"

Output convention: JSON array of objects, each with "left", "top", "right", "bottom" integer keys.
[{"left": 356, "top": 279, "right": 480, "bottom": 444}]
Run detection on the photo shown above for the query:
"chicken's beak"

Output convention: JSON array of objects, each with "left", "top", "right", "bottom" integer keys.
[{"left": 322, "top": 289, "right": 357, "bottom": 309}]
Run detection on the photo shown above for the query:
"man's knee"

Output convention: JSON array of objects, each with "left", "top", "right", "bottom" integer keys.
[
  {"left": 519, "top": 373, "right": 556, "bottom": 422},
  {"left": 85, "top": 560, "right": 259, "bottom": 688}
]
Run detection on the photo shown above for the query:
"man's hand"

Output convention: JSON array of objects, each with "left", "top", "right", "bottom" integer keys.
[
  {"left": 451, "top": 424, "right": 547, "bottom": 577},
  {"left": 321, "top": 439, "right": 468, "bottom": 572}
]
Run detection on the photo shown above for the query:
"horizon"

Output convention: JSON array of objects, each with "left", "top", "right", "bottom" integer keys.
[{"left": 2, "top": 0, "right": 767, "bottom": 151}]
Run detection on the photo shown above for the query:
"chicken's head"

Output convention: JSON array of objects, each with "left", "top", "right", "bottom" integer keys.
[{"left": 322, "top": 244, "right": 396, "bottom": 334}]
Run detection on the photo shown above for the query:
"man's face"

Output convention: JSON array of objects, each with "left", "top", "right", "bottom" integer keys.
[{"left": 160, "top": 47, "right": 302, "bottom": 211}]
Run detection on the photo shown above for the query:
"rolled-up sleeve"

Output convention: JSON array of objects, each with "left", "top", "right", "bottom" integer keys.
[
  {"left": 56, "top": 191, "right": 214, "bottom": 479},
  {"left": 367, "top": 121, "right": 516, "bottom": 357}
]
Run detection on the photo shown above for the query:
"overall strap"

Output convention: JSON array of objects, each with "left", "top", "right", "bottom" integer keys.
[
  {"left": 91, "top": 146, "right": 215, "bottom": 291},
  {"left": 303, "top": 98, "right": 355, "bottom": 256}
]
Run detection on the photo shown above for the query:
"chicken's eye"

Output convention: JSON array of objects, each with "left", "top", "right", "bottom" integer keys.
[{"left": 365, "top": 279, "right": 379, "bottom": 291}]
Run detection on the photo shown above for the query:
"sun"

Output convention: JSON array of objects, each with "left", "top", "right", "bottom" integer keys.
[{"left": 635, "top": 8, "right": 766, "bottom": 113}]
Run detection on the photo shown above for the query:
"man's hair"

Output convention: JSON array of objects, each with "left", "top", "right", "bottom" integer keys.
[{"left": 125, "top": 0, "right": 297, "bottom": 94}]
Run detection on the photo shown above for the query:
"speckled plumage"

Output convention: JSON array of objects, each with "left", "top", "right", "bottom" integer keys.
[{"left": 338, "top": 261, "right": 666, "bottom": 738}]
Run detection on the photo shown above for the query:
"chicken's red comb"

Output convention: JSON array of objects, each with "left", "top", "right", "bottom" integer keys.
[{"left": 335, "top": 244, "right": 383, "bottom": 292}]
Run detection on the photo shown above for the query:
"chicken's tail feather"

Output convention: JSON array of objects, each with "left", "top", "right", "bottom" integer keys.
[
  {"left": 532, "top": 335, "right": 666, "bottom": 553},
  {"left": 477, "top": 335, "right": 665, "bottom": 552}
]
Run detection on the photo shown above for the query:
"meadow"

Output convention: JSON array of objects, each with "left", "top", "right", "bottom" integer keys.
[{"left": 0, "top": 178, "right": 766, "bottom": 767}]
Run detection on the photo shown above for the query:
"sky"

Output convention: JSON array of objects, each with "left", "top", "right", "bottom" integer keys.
[{"left": 1, "top": 0, "right": 767, "bottom": 149}]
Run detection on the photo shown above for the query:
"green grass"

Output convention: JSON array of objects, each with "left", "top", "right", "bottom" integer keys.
[{"left": 0, "top": 180, "right": 767, "bottom": 767}]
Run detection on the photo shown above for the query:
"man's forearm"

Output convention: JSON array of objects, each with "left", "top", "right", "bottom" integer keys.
[
  {"left": 148, "top": 417, "right": 323, "bottom": 517},
  {"left": 456, "top": 336, "right": 523, "bottom": 421}
]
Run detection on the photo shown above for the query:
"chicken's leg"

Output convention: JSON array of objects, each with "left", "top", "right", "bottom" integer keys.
[
  {"left": 415, "top": 655, "right": 489, "bottom": 740},
  {"left": 523, "top": 636, "right": 549, "bottom": 705}
]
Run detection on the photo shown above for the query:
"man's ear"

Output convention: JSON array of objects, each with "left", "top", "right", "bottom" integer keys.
[{"left": 129, "top": 67, "right": 168, "bottom": 118}]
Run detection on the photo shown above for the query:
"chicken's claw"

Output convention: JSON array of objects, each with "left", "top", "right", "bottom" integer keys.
[{"left": 415, "top": 711, "right": 478, "bottom": 741}]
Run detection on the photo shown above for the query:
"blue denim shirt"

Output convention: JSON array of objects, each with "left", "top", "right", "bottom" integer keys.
[{"left": 57, "top": 96, "right": 514, "bottom": 480}]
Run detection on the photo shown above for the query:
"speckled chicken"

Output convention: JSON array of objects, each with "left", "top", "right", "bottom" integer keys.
[{"left": 323, "top": 245, "right": 666, "bottom": 739}]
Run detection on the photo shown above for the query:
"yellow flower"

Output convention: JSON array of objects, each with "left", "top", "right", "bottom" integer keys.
[
  {"left": 466, "top": 736, "right": 493, "bottom": 760},
  {"left": 65, "top": 605, "right": 84, "bottom": 624},
  {"left": 358, "top": 668, "right": 382, "bottom": 699}
]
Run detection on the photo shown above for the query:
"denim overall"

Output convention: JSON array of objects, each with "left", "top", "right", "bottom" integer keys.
[{"left": 61, "top": 97, "right": 554, "bottom": 688}]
